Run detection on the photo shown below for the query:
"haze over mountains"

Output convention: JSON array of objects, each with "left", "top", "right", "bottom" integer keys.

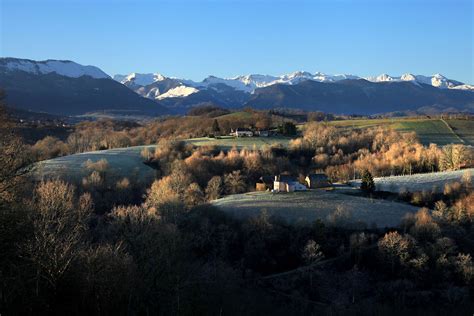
[{"left": 1, "top": 57, "right": 473, "bottom": 117}]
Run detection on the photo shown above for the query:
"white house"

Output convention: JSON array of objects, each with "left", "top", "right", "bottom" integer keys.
[
  {"left": 231, "top": 128, "right": 253, "bottom": 137},
  {"left": 273, "top": 175, "right": 307, "bottom": 192}
]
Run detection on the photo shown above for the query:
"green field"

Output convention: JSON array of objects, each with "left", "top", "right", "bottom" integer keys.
[
  {"left": 212, "top": 190, "right": 419, "bottom": 228},
  {"left": 392, "top": 120, "right": 462, "bottom": 145},
  {"left": 328, "top": 117, "right": 469, "bottom": 146},
  {"left": 446, "top": 119, "right": 474, "bottom": 146}
]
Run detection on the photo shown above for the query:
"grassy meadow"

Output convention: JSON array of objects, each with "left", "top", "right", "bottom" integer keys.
[
  {"left": 212, "top": 190, "right": 419, "bottom": 228},
  {"left": 327, "top": 117, "right": 471, "bottom": 146},
  {"left": 446, "top": 119, "right": 474, "bottom": 145},
  {"left": 350, "top": 168, "right": 474, "bottom": 194}
]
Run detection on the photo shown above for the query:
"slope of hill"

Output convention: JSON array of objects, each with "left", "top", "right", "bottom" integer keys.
[
  {"left": 327, "top": 117, "right": 470, "bottom": 145},
  {"left": 349, "top": 169, "right": 474, "bottom": 193},
  {"left": 212, "top": 191, "right": 419, "bottom": 228},
  {"left": 445, "top": 119, "right": 474, "bottom": 145}
]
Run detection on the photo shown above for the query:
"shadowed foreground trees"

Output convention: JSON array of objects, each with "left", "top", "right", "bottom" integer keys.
[{"left": 24, "top": 180, "right": 93, "bottom": 296}]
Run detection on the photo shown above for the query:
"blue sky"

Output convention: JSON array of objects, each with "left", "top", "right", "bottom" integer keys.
[{"left": 1, "top": 0, "right": 472, "bottom": 83}]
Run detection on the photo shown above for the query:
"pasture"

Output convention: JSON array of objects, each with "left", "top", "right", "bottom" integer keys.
[
  {"left": 212, "top": 190, "right": 419, "bottom": 228},
  {"left": 327, "top": 117, "right": 467, "bottom": 146},
  {"left": 33, "top": 145, "right": 157, "bottom": 184},
  {"left": 446, "top": 119, "right": 474, "bottom": 146},
  {"left": 349, "top": 168, "right": 474, "bottom": 193}
]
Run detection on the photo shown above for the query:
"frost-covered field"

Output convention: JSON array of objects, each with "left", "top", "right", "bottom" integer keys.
[
  {"left": 349, "top": 168, "right": 474, "bottom": 193},
  {"left": 33, "top": 145, "right": 156, "bottom": 184},
  {"left": 212, "top": 190, "right": 419, "bottom": 228}
]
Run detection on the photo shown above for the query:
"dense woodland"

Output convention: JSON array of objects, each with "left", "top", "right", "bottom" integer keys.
[{"left": 1, "top": 102, "right": 474, "bottom": 315}]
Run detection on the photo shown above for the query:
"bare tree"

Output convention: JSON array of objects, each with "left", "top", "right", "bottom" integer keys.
[
  {"left": 24, "top": 180, "right": 92, "bottom": 294},
  {"left": 224, "top": 171, "right": 246, "bottom": 194},
  {"left": 205, "top": 176, "right": 223, "bottom": 201}
]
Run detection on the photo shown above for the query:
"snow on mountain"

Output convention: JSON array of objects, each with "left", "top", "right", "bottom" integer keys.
[
  {"left": 366, "top": 74, "right": 396, "bottom": 82},
  {"left": 114, "top": 70, "right": 473, "bottom": 100},
  {"left": 451, "top": 84, "right": 474, "bottom": 91},
  {"left": 0, "top": 58, "right": 109, "bottom": 79},
  {"left": 313, "top": 72, "right": 360, "bottom": 82},
  {"left": 232, "top": 74, "right": 279, "bottom": 88},
  {"left": 115, "top": 72, "right": 166, "bottom": 87},
  {"left": 155, "top": 85, "right": 199, "bottom": 100},
  {"left": 364, "top": 73, "right": 473, "bottom": 90},
  {"left": 195, "top": 71, "right": 362, "bottom": 92},
  {"left": 196, "top": 75, "right": 254, "bottom": 92},
  {"left": 429, "top": 74, "right": 453, "bottom": 88}
]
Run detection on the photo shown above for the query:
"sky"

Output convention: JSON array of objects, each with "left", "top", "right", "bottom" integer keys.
[{"left": 1, "top": 0, "right": 473, "bottom": 83}]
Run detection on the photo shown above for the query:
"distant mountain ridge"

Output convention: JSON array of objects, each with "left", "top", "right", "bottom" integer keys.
[
  {"left": 245, "top": 79, "right": 474, "bottom": 115},
  {"left": 0, "top": 58, "right": 168, "bottom": 116},
  {"left": 113, "top": 70, "right": 474, "bottom": 101},
  {"left": 1, "top": 57, "right": 473, "bottom": 117},
  {"left": 113, "top": 70, "right": 474, "bottom": 114},
  {"left": 1, "top": 57, "right": 110, "bottom": 79}
]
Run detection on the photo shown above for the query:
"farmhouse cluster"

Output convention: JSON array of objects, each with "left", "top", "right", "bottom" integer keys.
[
  {"left": 229, "top": 128, "right": 275, "bottom": 137},
  {"left": 256, "top": 173, "right": 331, "bottom": 192}
]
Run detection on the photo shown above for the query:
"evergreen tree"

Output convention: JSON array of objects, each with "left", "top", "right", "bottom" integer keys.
[
  {"left": 212, "top": 119, "right": 221, "bottom": 134},
  {"left": 360, "top": 169, "right": 375, "bottom": 194},
  {"left": 279, "top": 122, "right": 297, "bottom": 136}
]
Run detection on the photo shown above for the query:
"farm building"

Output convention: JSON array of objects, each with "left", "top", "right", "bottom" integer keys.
[
  {"left": 256, "top": 175, "right": 274, "bottom": 191},
  {"left": 231, "top": 128, "right": 253, "bottom": 137},
  {"left": 305, "top": 173, "right": 331, "bottom": 188},
  {"left": 274, "top": 175, "right": 307, "bottom": 192},
  {"left": 256, "top": 130, "right": 270, "bottom": 137}
]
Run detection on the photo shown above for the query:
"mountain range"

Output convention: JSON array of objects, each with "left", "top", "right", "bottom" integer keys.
[
  {"left": 1, "top": 57, "right": 473, "bottom": 117},
  {"left": 0, "top": 58, "right": 168, "bottom": 116}
]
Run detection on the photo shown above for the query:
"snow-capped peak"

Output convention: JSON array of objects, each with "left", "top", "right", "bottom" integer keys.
[
  {"left": 366, "top": 73, "right": 396, "bottom": 82},
  {"left": 284, "top": 71, "right": 313, "bottom": 80},
  {"left": 400, "top": 73, "right": 417, "bottom": 81},
  {"left": 231, "top": 74, "right": 279, "bottom": 87},
  {"left": 112, "top": 69, "right": 474, "bottom": 100},
  {"left": 363, "top": 73, "right": 473, "bottom": 90},
  {"left": 0, "top": 58, "right": 109, "bottom": 79},
  {"left": 116, "top": 72, "right": 167, "bottom": 86},
  {"left": 430, "top": 73, "right": 451, "bottom": 88}
]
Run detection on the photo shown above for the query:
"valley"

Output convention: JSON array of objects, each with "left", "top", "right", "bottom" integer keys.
[{"left": 3, "top": 0, "right": 474, "bottom": 314}]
